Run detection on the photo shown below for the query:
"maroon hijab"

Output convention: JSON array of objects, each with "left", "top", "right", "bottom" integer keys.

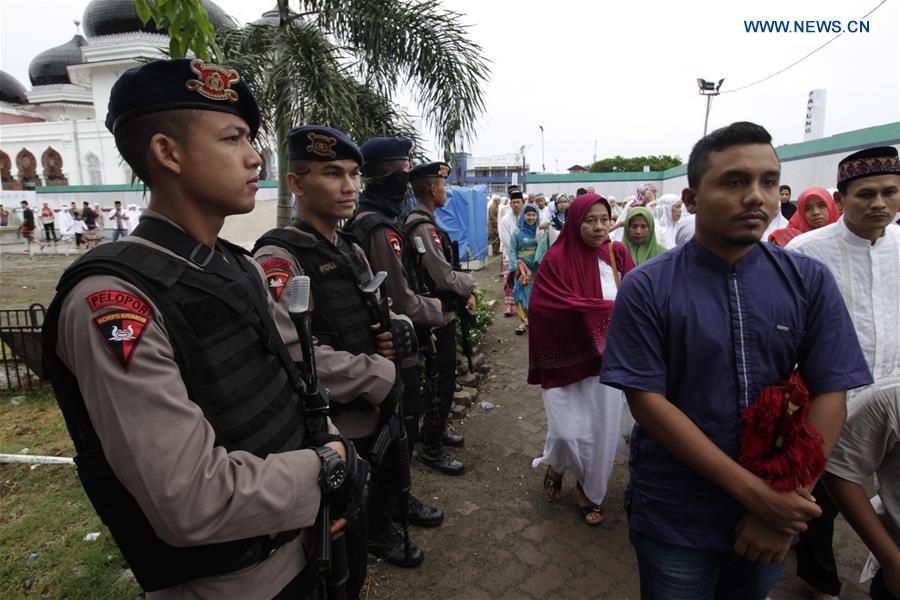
[{"left": 527, "top": 194, "right": 635, "bottom": 389}]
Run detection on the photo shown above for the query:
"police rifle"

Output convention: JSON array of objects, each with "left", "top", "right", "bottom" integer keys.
[
  {"left": 288, "top": 276, "right": 348, "bottom": 600},
  {"left": 359, "top": 271, "right": 413, "bottom": 563},
  {"left": 450, "top": 240, "right": 476, "bottom": 373}
]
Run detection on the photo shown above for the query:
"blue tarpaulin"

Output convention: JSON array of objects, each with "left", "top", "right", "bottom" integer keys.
[{"left": 435, "top": 185, "right": 488, "bottom": 261}]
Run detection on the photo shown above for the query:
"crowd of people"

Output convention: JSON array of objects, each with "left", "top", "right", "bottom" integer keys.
[
  {"left": 36, "top": 55, "right": 899, "bottom": 600},
  {"left": 507, "top": 126, "right": 898, "bottom": 599},
  {"left": 8, "top": 199, "right": 140, "bottom": 254}
]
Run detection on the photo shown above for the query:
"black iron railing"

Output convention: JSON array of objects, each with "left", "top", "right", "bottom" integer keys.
[{"left": 0, "top": 304, "right": 46, "bottom": 392}]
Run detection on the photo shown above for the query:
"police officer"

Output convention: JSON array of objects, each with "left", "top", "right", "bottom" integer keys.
[
  {"left": 42, "top": 60, "right": 356, "bottom": 599},
  {"left": 252, "top": 125, "right": 442, "bottom": 572},
  {"left": 344, "top": 138, "right": 464, "bottom": 475},
  {"left": 406, "top": 162, "right": 476, "bottom": 466}
]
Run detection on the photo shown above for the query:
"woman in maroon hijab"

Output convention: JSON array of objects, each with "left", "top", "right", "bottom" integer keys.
[{"left": 528, "top": 194, "right": 635, "bottom": 525}]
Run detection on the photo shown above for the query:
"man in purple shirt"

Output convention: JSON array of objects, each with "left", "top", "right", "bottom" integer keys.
[{"left": 600, "top": 121, "right": 873, "bottom": 599}]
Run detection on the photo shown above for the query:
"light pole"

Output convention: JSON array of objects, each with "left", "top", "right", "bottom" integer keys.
[
  {"left": 538, "top": 125, "right": 545, "bottom": 172},
  {"left": 697, "top": 78, "right": 725, "bottom": 137}
]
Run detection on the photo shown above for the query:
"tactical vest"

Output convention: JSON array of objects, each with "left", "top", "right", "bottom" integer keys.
[
  {"left": 254, "top": 225, "right": 378, "bottom": 357},
  {"left": 42, "top": 239, "right": 305, "bottom": 592},
  {"left": 404, "top": 208, "right": 456, "bottom": 302},
  {"left": 345, "top": 210, "right": 422, "bottom": 294}
]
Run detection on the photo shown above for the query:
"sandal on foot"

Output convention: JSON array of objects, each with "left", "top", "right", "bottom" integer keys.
[
  {"left": 515, "top": 324, "right": 527, "bottom": 335},
  {"left": 575, "top": 483, "right": 604, "bottom": 526},
  {"left": 543, "top": 467, "right": 562, "bottom": 502}
]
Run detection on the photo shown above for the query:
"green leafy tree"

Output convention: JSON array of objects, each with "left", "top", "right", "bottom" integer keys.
[
  {"left": 220, "top": 0, "right": 490, "bottom": 225},
  {"left": 135, "top": 0, "right": 221, "bottom": 60},
  {"left": 588, "top": 154, "right": 682, "bottom": 173}
]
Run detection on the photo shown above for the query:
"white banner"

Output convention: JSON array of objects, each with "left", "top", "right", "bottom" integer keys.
[{"left": 803, "top": 89, "right": 827, "bottom": 141}]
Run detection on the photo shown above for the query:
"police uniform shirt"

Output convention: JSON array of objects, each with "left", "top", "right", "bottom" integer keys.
[
  {"left": 354, "top": 210, "right": 443, "bottom": 329},
  {"left": 406, "top": 201, "right": 475, "bottom": 326},
  {"left": 55, "top": 210, "right": 326, "bottom": 598},
  {"left": 254, "top": 225, "right": 399, "bottom": 440}
]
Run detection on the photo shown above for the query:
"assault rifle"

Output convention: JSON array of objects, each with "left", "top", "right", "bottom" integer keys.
[
  {"left": 411, "top": 236, "right": 442, "bottom": 449},
  {"left": 359, "top": 272, "right": 414, "bottom": 563},
  {"left": 288, "top": 276, "right": 349, "bottom": 600},
  {"left": 450, "top": 240, "right": 476, "bottom": 373}
]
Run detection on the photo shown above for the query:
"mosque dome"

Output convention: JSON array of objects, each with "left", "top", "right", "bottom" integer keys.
[
  {"left": 253, "top": 6, "right": 282, "bottom": 26},
  {"left": 81, "top": 0, "right": 237, "bottom": 38},
  {"left": 28, "top": 35, "right": 87, "bottom": 86},
  {"left": 0, "top": 70, "right": 29, "bottom": 104}
]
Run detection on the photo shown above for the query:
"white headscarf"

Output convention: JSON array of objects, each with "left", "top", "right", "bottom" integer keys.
[{"left": 653, "top": 193, "right": 681, "bottom": 248}]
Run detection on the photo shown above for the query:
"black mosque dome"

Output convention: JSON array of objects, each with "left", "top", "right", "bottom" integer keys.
[
  {"left": 28, "top": 35, "right": 87, "bottom": 86},
  {"left": 81, "top": 0, "right": 237, "bottom": 38},
  {"left": 0, "top": 70, "right": 29, "bottom": 104}
]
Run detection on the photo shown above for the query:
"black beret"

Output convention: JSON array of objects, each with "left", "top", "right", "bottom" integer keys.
[
  {"left": 837, "top": 146, "right": 900, "bottom": 189},
  {"left": 360, "top": 137, "right": 413, "bottom": 165},
  {"left": 410, "top": 162, "right": 451, "bottom": 180},
  {"left": 287, "top": 125, "right": 363, "bottom": 164},
  {"left": 105, "top": 59, "right": 261, "bottom": 139}
]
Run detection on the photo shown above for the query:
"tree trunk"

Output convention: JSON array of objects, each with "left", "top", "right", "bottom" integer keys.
[
  {"left": 275, "top": 0, "right": 292, "bottom": 228},
  {"left": 275, "top": 120, "right": 292, "bottom": 227}
]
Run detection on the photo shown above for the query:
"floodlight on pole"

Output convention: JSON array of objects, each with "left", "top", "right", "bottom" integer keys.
[
  {"left": 697, "top": 77, "right": 725, "bottom": 137},
  {"left": 538, "top": 125, "right": 545, "bottom": 173}
]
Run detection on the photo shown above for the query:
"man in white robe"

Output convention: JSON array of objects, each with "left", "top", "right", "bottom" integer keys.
[{"left": 787, "top": 146, "right": 900, "bottom": 387}]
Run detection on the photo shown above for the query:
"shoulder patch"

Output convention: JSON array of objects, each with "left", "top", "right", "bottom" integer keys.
[
  {"left": 430, "top": 227, "right": 443, "bottom": 249},
  {"left": 93, "top": 310, "right": 151, "bottom": 370},
  {"left": 386, "top": 231, "right": 403, "bottom": 259},
  {"left": 261, "top": 258, "right": 292, "bottom": 302}
]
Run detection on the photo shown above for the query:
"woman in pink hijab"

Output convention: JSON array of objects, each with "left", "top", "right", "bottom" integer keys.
[
  {"left": 528, "top": 194, "right": 635, "bottom": 526},
  {"left": 768, "top": 187, "right": 839, "bottom": 247}
]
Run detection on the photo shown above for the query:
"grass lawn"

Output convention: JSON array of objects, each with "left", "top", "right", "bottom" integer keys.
[{"left": 1, "top": 390, "right": 141, "bottom": 599}]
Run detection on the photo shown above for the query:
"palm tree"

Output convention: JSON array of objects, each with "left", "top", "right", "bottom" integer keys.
[{"left": 218, "top": 0, "right": 490, "bottom": 226}]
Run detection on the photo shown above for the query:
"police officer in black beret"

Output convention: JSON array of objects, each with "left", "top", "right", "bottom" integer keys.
[
  {"left": 344, "top": 139, "right": 465, "bottom": 476},
  {"left": 253, "top": 125, "right": 442, "bottom": 572},
  {"left": 406, "top": 162, "right": 475, "bottom": 467},
  {"left": 42, "top": 59, "right": 361, "bottom": 598}
]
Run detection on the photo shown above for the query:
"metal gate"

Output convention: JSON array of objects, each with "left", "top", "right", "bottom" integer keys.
[{"left": 0, "top": 304, "right": 46, "bottom": 392}]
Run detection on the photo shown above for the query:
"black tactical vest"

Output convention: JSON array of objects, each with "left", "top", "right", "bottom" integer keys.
[
  {"left": 253, "top": 224, "right": 378, "bottom": 357},
  {"left": 404, "top": 208, "right": 456, "bottom": 301},
  {"left": 344, "top": 209, "right": 422, "bottom": 290},
  {"left": 42, "top": 239, "right": 305, "bottom": 592}
]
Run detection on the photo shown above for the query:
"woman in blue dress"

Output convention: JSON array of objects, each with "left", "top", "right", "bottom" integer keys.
[{"left": 507, "top": 203, "right": 541, "bottom": 334}]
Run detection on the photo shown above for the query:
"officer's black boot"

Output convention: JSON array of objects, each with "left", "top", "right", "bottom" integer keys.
[
  {"left": 418, "top": 427, "right": 465, "bottom": 475},
  {"left": 441, "top": 428, "right": 464, "bottom": 448},
  {"left": 368, "top": 523, "right": 425, "bottom": 568},
  {"left": 399, "top": 494, "right": 444, "bottom": 528}
]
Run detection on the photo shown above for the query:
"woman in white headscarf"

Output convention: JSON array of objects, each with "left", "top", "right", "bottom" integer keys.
[
  {"left": 652, "top": 193, "right": 682, "bottom": 249},
  {"left": 125, "top": 204, "right": 141, "bottom": 234}
]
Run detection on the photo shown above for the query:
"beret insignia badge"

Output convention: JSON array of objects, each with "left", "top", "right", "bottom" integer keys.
[
  {"left": 438, "top": 164, "right": 451, "bottom": 177},
  {"left": 307, "top": 133, "right": 338, "bottom": 158},
  {"left": 186, "top": 60, "right": 240, "bottom": 102}
]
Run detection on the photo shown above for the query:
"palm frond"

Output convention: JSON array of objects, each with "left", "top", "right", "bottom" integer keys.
[{"left": 299, "top": 0, "right": 491, "bottom": 153}]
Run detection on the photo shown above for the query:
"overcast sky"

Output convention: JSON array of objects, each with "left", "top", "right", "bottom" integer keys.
[{"left": 2, "top": 0, "right": 898, "bottom": 170}]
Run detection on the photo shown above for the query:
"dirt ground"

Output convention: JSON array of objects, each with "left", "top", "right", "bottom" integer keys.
[
  {"left": 365, "top": 261, "right": 873, "bottom": 600},
  {"left": 0, "top": 249, "right": 875, "bottom": 599}
]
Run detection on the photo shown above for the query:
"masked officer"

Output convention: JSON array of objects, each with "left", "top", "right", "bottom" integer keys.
[
  {"left": 252, "top": 125, "right": 442, "bottom": 572},
  {"left": 344, "top": 138, "right": 464, "bottom": 475},
  {"left": 41, "top": 60, "right": 360, "bottom": 599},
  {"left": 405, "top": 162, "right": 476, "bottom": 464}
]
